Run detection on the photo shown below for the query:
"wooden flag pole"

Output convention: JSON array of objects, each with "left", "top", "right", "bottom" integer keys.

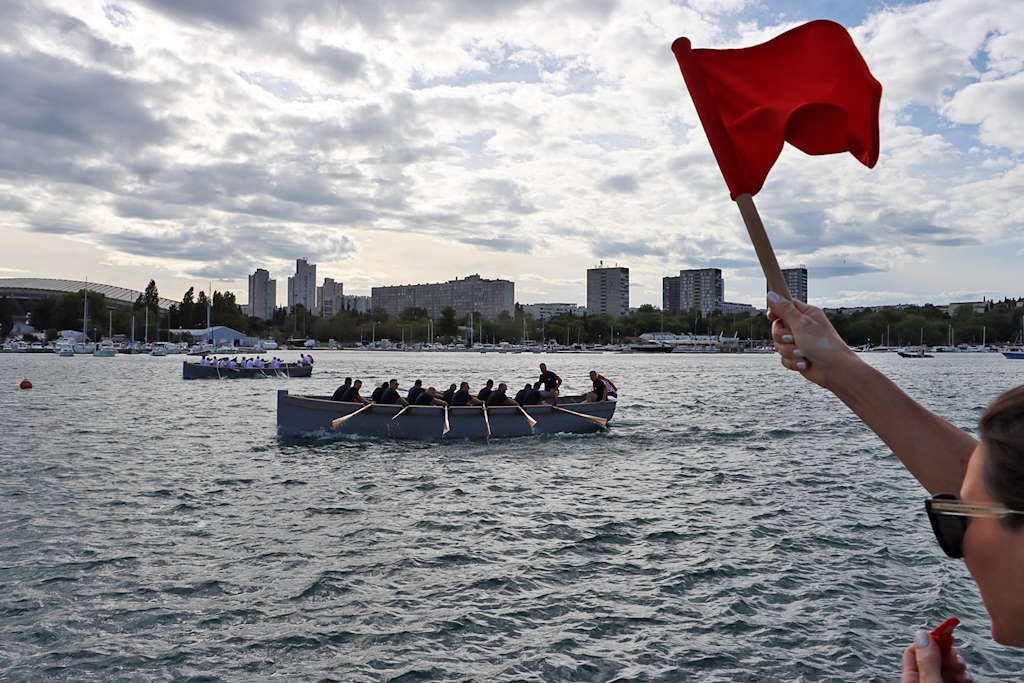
[{"left": 735, "top": 193, "right": 791, "bottom": 300}]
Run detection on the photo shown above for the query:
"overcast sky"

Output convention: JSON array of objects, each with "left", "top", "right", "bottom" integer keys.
[{"left": 1, "top": 0, "right": 1022, "bottom": 308}]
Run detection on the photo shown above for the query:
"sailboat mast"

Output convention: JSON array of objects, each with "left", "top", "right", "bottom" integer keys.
[{"left": 82, "top": 281, "right": 88, "bottom": 342}]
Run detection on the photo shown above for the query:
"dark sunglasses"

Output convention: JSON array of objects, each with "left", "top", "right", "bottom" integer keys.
[{"left": 925, "top": 493, "right": 1024, "bottom": 558}]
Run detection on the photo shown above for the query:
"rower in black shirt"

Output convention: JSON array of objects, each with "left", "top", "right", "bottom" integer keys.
[
  {"left": 370, "top": 381, "right": 387, "bottom": 403},
  {"left": 485, "top": 382, "right": 515, "bottom": 406},
  {"left": 585, "top": 370, "right": 607, "bottom": 402},
  {"left": 341, "top": 379, "right": 369, "bottom": 404},
  {"left": 452, "top": 382, "right": 481, "bottom": 406},
  {"left": 331, "top": 377, "right": 352, "bottom": 401},
  {"left": 523, "top": 382, "right": 541, "bottom": 405},
  {"left": 380, "top": 379, "right": 409, "bottom": 406},
  {"left": 407, "top": 379, "right": 424, "bottom": 404},
  {"left": 514, "top": 383, "right": 532, "bottom": 405},
  {"left": 441, "top": 383, "right": 457, "bottom": 404},
  {"left": 415, "top": 386, "right": 448, "bottom": 406},
  {"left": 538, "top": 363, "right": 561, "bottom": 405},
  {"left": 477, "top": 379, "right": 494, "bottom": 403}
]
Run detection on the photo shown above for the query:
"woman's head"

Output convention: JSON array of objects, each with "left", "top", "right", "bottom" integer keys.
[{"left": 960, "top": 385, "right": 1024, "bottom": 646}]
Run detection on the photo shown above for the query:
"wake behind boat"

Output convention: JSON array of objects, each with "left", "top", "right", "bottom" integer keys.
[
  {"left": 182, "top": 359, "right": 312, "bottom": 379},
  {"left": 276, "top": 390, "right": 615, "bottom": 440}
]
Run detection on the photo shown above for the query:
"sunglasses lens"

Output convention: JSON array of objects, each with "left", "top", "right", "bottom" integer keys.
[{"left": 927, "top": 495, "right": 967, "bottom": 559}]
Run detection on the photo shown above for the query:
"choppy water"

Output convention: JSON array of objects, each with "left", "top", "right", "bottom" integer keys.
[{"left": 2, "top": 351, "right": 1024, "bottom": 681}]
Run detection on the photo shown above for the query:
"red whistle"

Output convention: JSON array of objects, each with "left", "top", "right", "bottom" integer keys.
[{"left": 930, "top": 617, "right": 960, "bottom": 656}]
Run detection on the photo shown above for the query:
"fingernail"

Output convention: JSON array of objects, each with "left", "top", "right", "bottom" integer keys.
[
  {"left": 796, "top": 361, "right": 807, "bottom": 370},
  {"left": 782, "top": 334, "right": 793, "bottom": 343},
  {"left": 792, "top": 348, "right": 803, "bottom": 358},
  {"left": 767, "top": 291, "right": 781, "bottom": 304},
  {"left": 916, "top": 630, "right": 929, "bottom": 648}
]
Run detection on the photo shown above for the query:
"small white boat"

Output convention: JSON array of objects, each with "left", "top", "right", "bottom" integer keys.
[
  {"left": 55, "top": 340, "right": 75, "bottom": 357},
  {"left": 93, "top": 341, "right": 117, "bottom": 357},
  {"left": 151, "top": 342, "right": 170, "bottom": 357}
]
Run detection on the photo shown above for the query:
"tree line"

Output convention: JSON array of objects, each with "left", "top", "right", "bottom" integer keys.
[{"left": 5, "top": 280, "right": 1023, "bottom": 347}]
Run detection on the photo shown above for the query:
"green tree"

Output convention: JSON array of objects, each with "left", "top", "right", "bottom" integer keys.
[{"left": 438, "top": 306, "right": 458, "bottom": 336}]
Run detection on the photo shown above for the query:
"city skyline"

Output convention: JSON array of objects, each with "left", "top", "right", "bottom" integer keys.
[{"left": 1, "top": 2, "right": 1022, "bottom": 309}]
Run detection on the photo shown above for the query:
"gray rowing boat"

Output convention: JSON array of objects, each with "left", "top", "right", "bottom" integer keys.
[
  {"left": 276, "top": 389, "right": 616, "bottom": 440},
  {"left": 182, "top": 361, "right": 312, "bottom": 380}
]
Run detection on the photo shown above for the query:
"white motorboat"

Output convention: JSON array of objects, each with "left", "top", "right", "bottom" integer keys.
[
  {"left": 55, "top": 340, "right": 75, "bottom": 357},
  {"left": 151, "top": 342, "right": 170, "bottom": 356},
  {"left": 93, "top": 341, "right": 117, "bottom": 357}
]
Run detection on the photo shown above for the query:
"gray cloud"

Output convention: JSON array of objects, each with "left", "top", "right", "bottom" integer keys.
[
  {"left": 599, "top": 174, "right": 639, "bottom": 193},
  {"left": 472, "top": 178, "right": 537, "bottom": 214},
  {"left": 807, "top": 261, "right": 887, "bottom": 279},
  {"left": 461, "top": 236, "right": 534, "bottom": 253}
]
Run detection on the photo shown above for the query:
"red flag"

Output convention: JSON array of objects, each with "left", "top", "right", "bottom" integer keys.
[{"left": 672, "top": 20, "right": 881, "bottom": 199}]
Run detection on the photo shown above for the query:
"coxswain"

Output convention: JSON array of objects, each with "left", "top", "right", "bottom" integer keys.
[
  {"left": 538, "top": 363, "right": 561, "bottom": 405},
  {"left": 441, "top": 383, "right": 457, "bottom": 404},
  {"left": 407, "top": 379, "right": 425, "bottom": 404},
  {"left": 341, "top": 379, "right": 369, "bottom": 404},
  {"left": 331, "top": 377, "right": 352, "bottom": 401},
  {"left": 477, "top": 379, "right": 494, "bottom": 403},
  {"left": 380, "top": 379, "right": 409, "bottom": 406},
  {"left": 485, "top": 382, "right": 515, "bottom": 406},
  {"left": 585, "top": 370, "right": 607, "bottom": 402},
  {"left": 415, "top": 386, "right": 448, "bottom": 406},
  {"left": 453, "top": 382, "right": 482, "bottom": 406},
  {"left": 370, "top": 381, "right": 387, "bottom": 403}
]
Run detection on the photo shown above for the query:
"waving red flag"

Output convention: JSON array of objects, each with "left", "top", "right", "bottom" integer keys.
[{"left": 672, "top": 20, "right": 881, "bottom": 199}]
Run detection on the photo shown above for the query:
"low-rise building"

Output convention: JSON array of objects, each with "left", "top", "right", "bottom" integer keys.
[
  {"left": 521, "top": 303, "right": 583, "bottom": 321},
  {"left": 718, "top": 301, "right": 758, "bottom": 316},
  {"left": 171, "top": 326, "right": 256, "bottom": 347},
  {"left": 372, "top": 274, "right": 514, "bottom": 320}
]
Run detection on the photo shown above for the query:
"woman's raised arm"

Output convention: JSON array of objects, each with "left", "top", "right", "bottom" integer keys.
[{"left": 767, "top": 292, "right": 976, "bottom": 494}]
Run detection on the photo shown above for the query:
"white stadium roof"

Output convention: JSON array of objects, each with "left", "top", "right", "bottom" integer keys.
[{"left": 0, "top": 278, "right": 176, "bottom": 310}]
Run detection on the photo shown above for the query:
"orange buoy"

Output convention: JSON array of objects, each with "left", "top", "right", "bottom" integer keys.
[{"left": 19, "top": 379, "right": 32, "bottom": 390}]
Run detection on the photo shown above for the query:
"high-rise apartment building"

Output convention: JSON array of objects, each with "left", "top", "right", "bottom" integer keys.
[
  {"left": 779, "top": 267, "right": 808, "bottom": 302},
  {"left": 662, "top": 276, "right": 680, "bottom": 314},
  {"left": 247, "top": 268, "right": 276, "bottom": 320},
  {"left": 678, "top": 268, "right": 724, "bottom": 316},
  {"left": 371, "top": 274, "right": 514, "bottom": 320},
  {"left": 586, "top": 263, "right": 629, "bottom": 317},
  {"left": 287, "top": 258, "right": 316, "bottom": 313},
  {"left": 317, "top": 277, "right": 344, "bottom": 318}
]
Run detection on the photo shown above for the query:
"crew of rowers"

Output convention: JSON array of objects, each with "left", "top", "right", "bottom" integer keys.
[
  {"left": 331, "top": 363, "right": 617, "bottom": 406},
  {"left": 197, "top": 354, "right": 313, "bottom": 369}
]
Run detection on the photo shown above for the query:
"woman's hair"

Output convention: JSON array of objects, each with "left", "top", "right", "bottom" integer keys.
[{"left": 979, "top": 384, "right": 1024, "bottom": 527}]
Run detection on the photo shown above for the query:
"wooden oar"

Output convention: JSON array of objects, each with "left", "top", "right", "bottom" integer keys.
[
  {"left": 442, "top": 405, "right": 450, "bottom": 436},
  {"left": 516, "top": 405, "right": 537, "bottom": 428},
  {"left": 482, "top": 404, "right": 491, "bottom": 440},
  {"left": 331, "top": 403, "right": 371, "bottom": 429},
  {"left": 390, "top": 405, "right": 411, "bottom": 421},
  {"left": 552, "top": 405, "right": 607, "bottom": 428}
]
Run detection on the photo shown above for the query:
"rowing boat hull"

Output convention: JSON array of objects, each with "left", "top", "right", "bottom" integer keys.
[
  {"left": 182, "top": 362, "right": 312, "bottom": 379},
  {"left": 276, "top": 390, "right": 616, "bottom": 440}
]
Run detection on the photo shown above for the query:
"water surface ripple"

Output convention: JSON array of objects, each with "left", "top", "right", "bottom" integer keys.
[{"left": 2, "top": 352, "right": 1024, "bottom": 681}]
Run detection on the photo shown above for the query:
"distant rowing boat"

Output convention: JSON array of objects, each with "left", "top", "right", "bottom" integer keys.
[
  {"left": 182, "top": 361, "right": 312, "bottom": 379},
  {"left": 276, "top": 390, "right": 616, "bottom": 440}
]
